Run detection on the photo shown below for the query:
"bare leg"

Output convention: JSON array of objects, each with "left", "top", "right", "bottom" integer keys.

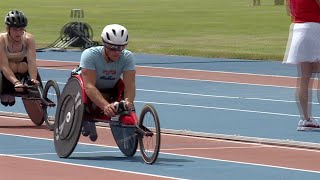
[
  {"left": 8, "top": 62, "right": 18, "bottom": 73},
  {"left": 296, "top": 62, "right": 313, "bottom": 120},
  {"left": 316, "top": 65, "right": 320, "bottom": 103},
  {"left": 17, "top": 62, "right": 28, "bottom": 74},
  {"left": 8, "top": 62, "right": 28, "bottom": 74}
]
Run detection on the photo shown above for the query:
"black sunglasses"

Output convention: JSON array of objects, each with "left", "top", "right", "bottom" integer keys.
[{"left": 104, "top": 43, "right": 126, "bottom": 51}]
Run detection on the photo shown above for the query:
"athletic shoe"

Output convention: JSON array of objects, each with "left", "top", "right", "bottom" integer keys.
[
  {"left": 81, "top": 121, "right": 90, "bottom": 137},
  {"left": 8, "top": 95, "right": 15, "bottom": 106},
  {"left": 297, "top": 119, "right": 320, "bottom": 131},
  {"left": 82, "top": 121, "right": 98, "bottom": 141},
  {"left": 0, "top": 95, "right": 15, "bottom": 107}
]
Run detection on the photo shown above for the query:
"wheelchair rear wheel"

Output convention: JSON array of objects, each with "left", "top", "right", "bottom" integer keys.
[
  {"left": 22, "top": 73, "right": 45, "bottom": 126},
  {"left": 54, "top": 77, "right": 84, "bottom": 158}
]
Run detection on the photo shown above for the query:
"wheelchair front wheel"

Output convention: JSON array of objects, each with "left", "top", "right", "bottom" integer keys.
[
  {"left": 138, "top": 104, "right": 161, "bottom": 164},
  {"left": 43, "top": 80, "right": 60, "bottom": 131}
]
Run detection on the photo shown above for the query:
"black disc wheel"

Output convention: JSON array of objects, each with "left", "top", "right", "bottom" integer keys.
[{"left": 54, "top": 77, "right": 84, "bottom": 158}]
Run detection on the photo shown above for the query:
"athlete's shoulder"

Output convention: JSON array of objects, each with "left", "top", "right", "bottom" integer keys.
[
  {"left": 121, "top": 49, "right": 134, "bottom": 59},
  {"left": 84, "top": 46, "right": 103, "bottom": 53},
  {"left": 24, "top": 32, "right": 34, "bottom": 38},
  {"left": 122, "top": 49, "right": 133, "bottom": 54},
  {"left": 24, "top": 32, "right": 35, "bottom": 46},
  {"left": 0, "top": 33, "right": 6, "bottom": 47},
  {"left": 82, "top": 46, "right": 104, "bottom": 57},
  {"left": 0, "top": 36, "right": 4, "bottom": 49},
  {"left": 0, "top": 32, "right": 6, "bottom": 40}
]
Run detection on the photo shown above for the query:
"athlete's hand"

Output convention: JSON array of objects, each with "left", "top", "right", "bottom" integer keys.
[
  {"left": 103, "top": 103, "right": 117, "bottom": 117},
  {"left": 14, "top": 81, "right": 24, "bottom": 92},
  {"left": 30, "top": 78, "right": 39, "bottom": 84},
  {"left": 124, "top": 98, "right": 134, "bottom": 111}
]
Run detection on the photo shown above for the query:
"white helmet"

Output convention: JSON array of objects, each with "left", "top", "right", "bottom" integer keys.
[{"left": 101, "top": 24, "right": 128, "bottom": 45}]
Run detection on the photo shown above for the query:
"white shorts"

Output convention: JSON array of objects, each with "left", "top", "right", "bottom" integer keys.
[{"left": 283, "top": 22, "right": 320, "bottom": 64}]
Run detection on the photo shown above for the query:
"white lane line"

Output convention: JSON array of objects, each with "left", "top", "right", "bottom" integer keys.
[
  {"left": 138, "top": 74, "right": 296, "bottom": 88},
  {"left": 0, "top": 154, "right": 183, "bottom": 180},
  {"left": 10, "top": 151, "right": 120, "bottom": 156},
  {"left": 0, "top": 133, "right": 319, "bottom": 174},
  {"left": 45, "top": 81, "right": 312, "bottom": 105},
  {"left": 137, "top": 65, "right": 296, "bottom": 79},
  {"left": 161, "top": 146, "right": 265, "bottom": 151},
  {"left": 134, "top": 100, "right": 308, "bottom": 118},
  {"left": 163, "top": 133, "right": 320, "bottom": 153},
  {"left": 37, "top": 60, "right": 298, "bottom": 89},
  {"left": 37, "top": 59, "right": 296, "bottom": 79},
  {"left": 137, "top": 89, "right": 300, "bottom": 103},
  {"left": 159, "top": 151, "right": 320, "bottom": 174}
]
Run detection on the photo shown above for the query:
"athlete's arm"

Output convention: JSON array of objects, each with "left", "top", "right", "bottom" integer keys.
[
  {"left": 122, "top": 70, "right": 136, "bottom": 109},
  {"left": 81, "top": 68, "right": 116, "bottom": 116},
  {"left": 0, "top": 35, "right": 19, "bottom": 84},
  {"left": 25, "top": 33, "right": 38, "bottom": 83}
]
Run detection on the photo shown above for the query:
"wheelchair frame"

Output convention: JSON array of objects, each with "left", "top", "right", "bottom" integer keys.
[{"left": 0, "top": 71, "right": 60, "bottom": 130}]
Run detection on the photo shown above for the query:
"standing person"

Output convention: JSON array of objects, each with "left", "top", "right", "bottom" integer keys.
[
  {"left": 76, "top": 24, "right": 136, "bottom": 141},
  {"left": 0, "top": 10, "right": 39, "bottom": 106},
  {"left": 283, "top": 0, "right": 320, "bottom": 131}
]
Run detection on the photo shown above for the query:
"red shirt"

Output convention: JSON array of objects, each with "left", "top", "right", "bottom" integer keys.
[{"left": 290, "top": 0, "right": 320, "bottom": 22}]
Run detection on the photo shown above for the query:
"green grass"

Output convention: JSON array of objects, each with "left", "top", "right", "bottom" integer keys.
[{"left": 0, "top": 0, "right": 290, "bottom": 60}]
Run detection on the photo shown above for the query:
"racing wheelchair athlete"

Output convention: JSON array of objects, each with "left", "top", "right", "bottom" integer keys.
[
  {"left": 0, "top": 10, "right": 60, "bottom": 130},
  {"left": 53, "top": 24, "right": 161, "bottom": 164}
]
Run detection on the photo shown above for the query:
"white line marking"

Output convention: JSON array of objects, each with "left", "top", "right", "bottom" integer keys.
[
  {"left": 138, "top": 74, "right": 296, "bottom": 88},
  {"left": 163, "top": 133, "right": 320, "bottom": 153},
  {"left": 159, "top": 151, "right": 320, "bottom": 174},
  {"left": 137, "top": 89, "right": 300, "bottom": 103},
  {"left": 45, "top": 81, "right": 300, "bottom": 104},
  {"left": 2, "top": 118, "right": 320, "bottom": 153},
  {"left": 137, "top": 65, "right": 297, "bottom": 79},
  {"left": 47, "top": 81, "right": 320, "bottom": 105},
  {"left": 0, "top": 132, "right": 319, "bottom": 175},
  {"left": 37, "top": 59, "right": 299, "bottom": 88},
  {"left": 134, "top": 100, "right": 311, "bottom": 118},
  {"left": 0, "top": 154, "right": 183, "bottom": 180},
  {"left": 161, "top": 146, "right": 265, "bottom": 151},
  {"left": 12, "top": 151, "right": 120, "bottom": 156},
  {"left": 1, "top": 132, "right": 320, "bottom": 174},
  {"left": 37, "top": 59, "right": 296, "bottom": 79}
]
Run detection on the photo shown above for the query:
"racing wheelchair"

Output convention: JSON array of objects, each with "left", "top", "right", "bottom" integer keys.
[
  {"left": 53, "top": 74, "right": 161, "bottom": 164},
  {"left": 0, "top": 71, "right": 60, "bottom": 130}
]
